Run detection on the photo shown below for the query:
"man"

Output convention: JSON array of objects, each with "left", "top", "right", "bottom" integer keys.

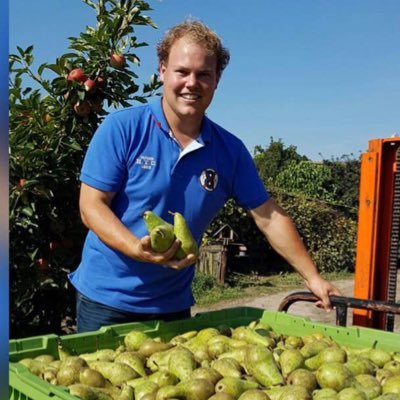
[{"left": 69, "top": 19, "right": 340, "bottom": 332}]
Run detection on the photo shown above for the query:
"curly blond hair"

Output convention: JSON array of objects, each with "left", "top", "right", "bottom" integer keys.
[{"left": 156, "top": 18, "right": 230, "bottom": 76}]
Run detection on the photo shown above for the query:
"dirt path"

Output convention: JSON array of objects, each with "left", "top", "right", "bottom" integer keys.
[{"left": 192, "top": 278, "right": 400, "bottom": 331}]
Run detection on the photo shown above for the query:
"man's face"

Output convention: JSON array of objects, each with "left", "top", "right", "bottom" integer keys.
[{"left": 159, "top": 38, "right": 219, "bottom": 125}]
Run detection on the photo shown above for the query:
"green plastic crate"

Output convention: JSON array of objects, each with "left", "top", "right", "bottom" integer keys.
[{"left": 9, "top": 307, "right": 400, "bottom": 400}]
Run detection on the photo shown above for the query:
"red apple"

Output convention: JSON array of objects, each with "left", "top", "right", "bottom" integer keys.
[
  {"left": 67, "top": 68, "right": 87, "bottom": 83},
  {"left": 36, "top": 258, "right": 49, "bottom": 271},
  {"left": 17, "top": 178, "right": 26, "bottom": 190},
  {"left": 73, "top": 101, "right": 91, "bottom": 117},
  {"left": 84, "top": 79, "right": 96, "bottom": 93},
  {"left": 110, "top": 53, "right": 126, "bottom": 69}
]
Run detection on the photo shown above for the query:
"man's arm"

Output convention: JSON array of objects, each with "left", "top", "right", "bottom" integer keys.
[
  {"left": 248, "top": 198, "right": 341, "bottom": 310},
  {"left": 79, "top": 183, "right": 195, "bottom": 269}
]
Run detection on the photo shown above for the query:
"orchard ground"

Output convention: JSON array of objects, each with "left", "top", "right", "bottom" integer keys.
[{"left": 192, "top": 274, "right": 400, "bottom": 332}]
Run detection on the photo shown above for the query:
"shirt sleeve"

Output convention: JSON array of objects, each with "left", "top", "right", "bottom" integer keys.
[
  {"left": 80, "top": 113, "right": 127, "bottom": 192},
  {"left": 231, "top": 141, "right": 270, "bottom": 210}
]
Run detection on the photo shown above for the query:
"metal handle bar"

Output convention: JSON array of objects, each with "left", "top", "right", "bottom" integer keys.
[{"left": 277, "top": 291, "right": 400, "bottom": 329}]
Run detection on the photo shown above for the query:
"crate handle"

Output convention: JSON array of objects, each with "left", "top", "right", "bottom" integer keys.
[{"left": 277, "top": 291, "right": 400, "bottom": 328}]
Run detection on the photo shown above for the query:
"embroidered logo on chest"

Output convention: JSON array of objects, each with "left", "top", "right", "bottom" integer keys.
[
  {"left": 199, "top": 169, "right": 218, "bottom": 191},
  {"left": 135, "top": 155, "right": 156, "bottom": 170}
]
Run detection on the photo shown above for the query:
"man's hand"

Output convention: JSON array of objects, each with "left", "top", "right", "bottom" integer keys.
[
  {"left": 134, "top": 236, "right": 198, "bottom": 270},
  {"left": 305, "top": 276, "right": 342, "bottom": 312}
]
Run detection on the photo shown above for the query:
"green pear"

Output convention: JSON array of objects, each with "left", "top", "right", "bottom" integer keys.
[
  {"left": 190, "top": 366, "right": 223, "bottom": 385},
  {"left": 232, "top": 326, "right": 275, "bottom": 348},
  {"left": 49, "top": 359, "right": 61, "bottom": 369},
  {"left": 215, "top": 377, "right": 259, "bottom": 398},
  {"left": 57, "top": 365, "right": 82, "bottom": 386},
  {"left": 69, "top": 383, "right": 113, "bottom": 400},
  {"left": 41, "top": 365, "right": 59, "bottom": 384},
  {"left": 345, "top": 356, "right": 376, "bottom": 376},
  {"left": 218, "top": 346, "right": 249, "bottom": 364},
  {"left": 279, "top": 385, "right": 311, "bottom": 400},
  {"left": 135, "top": 380, "right": 159, "bottom": 400},
  {"left": 264, "top": 386, "right": 289, "bottom": 400},
  {"left": 60, "top": 355, "right": 88, "bottom": 370},
  {"left": 57, "top": 342, "right": 75, "bottom": 361},
  {"left": 244, "top": 345, "right": 284, "bottom": 387},
  {"left": 376, "top": 368, "right": 395, "bottom": 385},
  {"left": 208, "top": 393, "right": 236, "bottom": 400},
  {"left": 177, "top": 378, "right": 215, "bottom": 400},
  {"left": 383, "top": 375, "right": 400, "bottom": 394},
  {"left": 118, "top": 384, "right": 135, "bottom": 400},
  {"left": 287, "top": 368, "right": 317, "bottom": 392},
  {"left": 374, "top": 394, "right": 400, "bottom": 400},
  {"left": 285, "top": 335, "right": 304, "bottom": 349},
  {"left": 18, "top": 358, "right": 47, "bottom": 376},
  {"left": 301, "top": 340, "right": 330, "bottom": 358},
  {"left": 115, "top": 351, "right": 147, "bottom": 377},
  {"left": 89, "top": 361, "right": 139, "bottom": 385},
  {"left": 316, "top": 362, "right": 354, "bottom": 392},
  {"left": 185, "top": 341, "right": 212, "bottom": 364},
  {"left": 384, "top": 361, "right": 400, "bottom": 375},
  {"left": 312, "top": 388, "right": 339, "bottom": 399},
  {"left": 139, "top": 339, "right": 173, "bottom": 358},
  {"left": 124, "top": 330, "right": 150, "bottom": 351},
  {"left": 279, "top": 348, "right": 305, "bottom": 377},
  {"left": 80, "top": 349, "right": 116, "bottom": 362},
  {"left": 305, "top": 347, "right": 347, "bottom": 371},
  {"left": 146, "top": 347, "right": 175, "bottom": 372},
  {"left": 79, "top": 368, "right": 107, "bottom": 387},
  {"left": 194, "top": 327, "right": 221, "bottom": 343},
  {"left": 170, "top": 330, "right": 198, "bottom": 345},
  {"left": 369, "top": 349, "right": 392, "bottom": 368},
  {"left": 148, "top": 370, "right": 179, "bottom": 387},
  {"left": 337, "top": 387, "right": 367, "bottom": 400},
  {"left": 354, "top": 374, "right": 382, "bottom": 400},
  {"left": 167, "top": 347, "right": 197, "bottom": 381},
  {"left": 208, "top": 335, "right": 247, "bottom": 349},
  {"left": 150, "top": 225, "right": 175, "bottom": 253},
  {"left": 34, "top": 354, "right": 55, "bottom": 364},
  {"left": 143, "top": 211, "right": 173, "bottom": 232},
  {"left": 155, "top": 384, "right": 185, "bottom": 400},
  {"left": 211, "top": 357, "right": 243, "bottom": 378},
  {"left": 238, "top": 389, "right": 270, "bottom": 400},
  {"left": 141, "top": 394, "right": 157, "bottom": 400},
  {"left": 208, "top": 341, "right": 231, "bottom": 359},
  {"left": 172, "top": 211, "right": 198, "bottom": 259},
  {"left": 126, "top": 376, "right": 148, "bottom": 389}
]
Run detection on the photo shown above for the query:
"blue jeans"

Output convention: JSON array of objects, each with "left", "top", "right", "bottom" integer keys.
[{"left": 76, "top": 291, "right": 191, "bottom": 333}]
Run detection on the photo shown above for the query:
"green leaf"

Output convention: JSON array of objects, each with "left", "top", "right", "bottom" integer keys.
[
  {"left": 22, "top": 207, "right": 33, "bottom": 217},
  {"left": 66, "top": 140, "right": 83, "bottom": 151}
]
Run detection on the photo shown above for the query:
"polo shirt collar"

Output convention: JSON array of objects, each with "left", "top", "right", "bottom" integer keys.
[{"left": 150, "top": 97, "right": 212, "bottom": 144}]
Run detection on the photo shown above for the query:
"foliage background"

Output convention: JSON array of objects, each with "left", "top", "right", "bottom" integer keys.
[{"left": 9, "top": 0, "right": 161, "bottom": 338}]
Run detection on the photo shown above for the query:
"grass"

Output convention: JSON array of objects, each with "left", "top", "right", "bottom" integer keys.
[{"left": 193, "top": 269, "right": 354, "bottom": 306}]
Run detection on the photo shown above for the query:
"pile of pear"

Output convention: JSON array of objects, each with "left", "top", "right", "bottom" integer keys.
[
  {"left": 17, "top": 320, "right": 400, "bottom": 400},
  {"left": 143, "top": 211, "right": 198, "bottom": 260}
]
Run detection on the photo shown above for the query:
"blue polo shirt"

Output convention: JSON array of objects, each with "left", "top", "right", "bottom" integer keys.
[{"left": 69, "top": 98, "right": 269, "bottom": 313}]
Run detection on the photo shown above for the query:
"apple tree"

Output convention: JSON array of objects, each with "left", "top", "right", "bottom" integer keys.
[{"left": 9, "top": 0, "right": 162, "bottom": 338}]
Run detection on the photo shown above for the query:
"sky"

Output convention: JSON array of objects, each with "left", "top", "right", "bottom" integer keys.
[{"left": 9, "top": 0, "right": 400, "bottom": 160}]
